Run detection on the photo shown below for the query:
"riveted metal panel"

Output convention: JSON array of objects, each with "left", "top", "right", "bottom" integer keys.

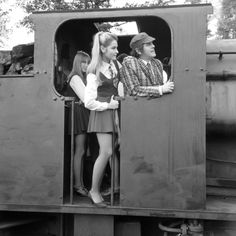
[
  {"left": 120, "top": 6, "right": 210, "bottom": 209},
  {"left": 0, "top": 75, "right": 64, "bottom": 205},
  {"left": 0, "top": 4, "right": 212, "bottom": 208}
]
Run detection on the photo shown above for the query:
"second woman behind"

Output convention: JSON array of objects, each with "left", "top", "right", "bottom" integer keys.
[
  {"left": 84, "top": 31, "right": 121, "bottom": 207},
  {"left": 68, "top": 51, "right": 91, "bottom": 197}
]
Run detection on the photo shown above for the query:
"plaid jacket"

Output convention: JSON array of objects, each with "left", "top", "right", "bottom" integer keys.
[{"left": 120, "top": 56, "right": 164, "bottom": 97}]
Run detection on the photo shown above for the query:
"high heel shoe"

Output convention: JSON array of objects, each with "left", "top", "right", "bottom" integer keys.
[
  {"left": 88, "top": 192, "right": 107, "bottom": 208},
  {"left": 74, "top": 186, "right": 88, "bottom": 197}
]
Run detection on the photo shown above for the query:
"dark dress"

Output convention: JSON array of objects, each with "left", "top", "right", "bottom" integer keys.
[
  {"left": 87, "top": 72, "right": 119, "bottom": 133},
  {"left": 66, "top": 75, "right": 90, "bottom": 135}
]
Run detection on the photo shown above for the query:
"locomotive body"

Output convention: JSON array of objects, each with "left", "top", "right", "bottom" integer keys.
[{"left": 0, "top": 4, "right": 236, "bottom": 236}]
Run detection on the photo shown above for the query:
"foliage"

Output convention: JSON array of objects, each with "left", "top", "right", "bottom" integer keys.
[
  {"left": 217, "top": 0, "right": 236, "bottom": 39},
  {"left": 124, "top": 0, "right": 174, "bottom": 8},
  {"left": 19, "top": 0, "right": 174, "bottom": 31},
  {"left": 184, "top": 0, "right": 202, "bottom": 4},
  {"left": 17, "top": 0, "right": 111, "bottom": 31},
  {"left": 0, "top": 0, "right": 12, "bottom": 47}
]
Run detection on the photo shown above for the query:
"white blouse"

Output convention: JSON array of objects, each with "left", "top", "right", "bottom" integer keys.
[
  {"left": 69, "top": 75, "right": 85, "bottom": 102},
  {"left": 84, "top": 61, "right": 124, "bottom": 111}
]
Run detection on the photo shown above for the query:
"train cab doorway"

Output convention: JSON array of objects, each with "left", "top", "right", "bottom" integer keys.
[{"left": 53, "top": 15, "right": 172, "bottom": 205}]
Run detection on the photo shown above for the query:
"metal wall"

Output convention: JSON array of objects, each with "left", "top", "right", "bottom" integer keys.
[
  {"left": 120, "top": 5, "right": 212, "bottom": 209},
  {"left": 206, "top": 39, "right": 236, "bottom": 194},
  {"left": 0, "top": 75, "right": 64, "bottom": 205},
  {"left": 0, "top": 4, "right": 212, "bottom": 208}
]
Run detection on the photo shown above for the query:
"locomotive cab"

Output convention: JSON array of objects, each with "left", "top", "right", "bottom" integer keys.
[
  {"left": 30, "top": 4, "right": 211, "bottom": 209},
  {"left": 7, "top": 4, "right": 236, "bottom": 226},
  {"left": 4, "top": 4, "right": 236, "bottom": 236},
  {"left": 3, "top": 4, "right": 236, "bottom": 236}
]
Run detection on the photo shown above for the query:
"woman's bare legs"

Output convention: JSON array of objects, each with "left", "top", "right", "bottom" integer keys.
[
  {"left": 112, "top": 154, "right": 119, "bottom": 191},
  {"left": 89, "top": 133, "right": 112, "bottom": 203},
  {"left": 73, "top": 134, "right": 86, "bottom": 189},
  {"left": 102, "top": 136, "right": 119, "bottom": 196}
]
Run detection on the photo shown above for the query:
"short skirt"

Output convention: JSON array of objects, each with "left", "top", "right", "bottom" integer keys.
[
  {"left": 87, "top": 109, "right": 118, "bottom": 133},
  {"left": 67, "top": 103, "right": 90, "bottom": 135}
]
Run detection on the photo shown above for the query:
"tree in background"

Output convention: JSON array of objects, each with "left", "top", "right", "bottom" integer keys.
[
  {"left": 17, "top": 0, "right": 111, "bottom": 30},
  {"left": 184, "top": 0, "right": 202, "bottom": 4},
  {"left": 0, "top": 0, "right": 12, "bottom": 47},
  {"left": 124, "top": 0, "right": 174, "bottom": 7},
  {"left": 17, "top": 0, "right": 176, "bottom": 31},
  {"left": 217, "top": 0, "right": 236, "bottom": 39}
]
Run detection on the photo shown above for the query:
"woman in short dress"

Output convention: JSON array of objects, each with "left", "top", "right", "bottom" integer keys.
[
  {"left": 67, "top": 51, "right": 90, "bottom": 196},
  {"left": 84, "top": 32, "right": 122, "bottom": 207}
]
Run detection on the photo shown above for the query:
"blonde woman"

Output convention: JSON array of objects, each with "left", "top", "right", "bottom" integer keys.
[{"left": 84, "top": 32, "right": 122, "bottom": 207}]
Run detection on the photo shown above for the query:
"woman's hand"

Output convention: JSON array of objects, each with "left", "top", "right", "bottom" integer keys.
[{"left": 107, "top": 95, "right": 119, "bottom": 109}]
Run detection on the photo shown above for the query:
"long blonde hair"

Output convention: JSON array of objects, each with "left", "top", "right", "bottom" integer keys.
[
  {"left": 68, "top": 51, "right": 90, "bottom": 82},
  {"left": 87, "top": 31, "right": 118, "bottom": 79}
]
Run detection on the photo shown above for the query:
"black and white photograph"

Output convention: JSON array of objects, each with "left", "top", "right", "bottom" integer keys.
[{"left": 0, "top": 0, "right": 236, "bottom": 235}]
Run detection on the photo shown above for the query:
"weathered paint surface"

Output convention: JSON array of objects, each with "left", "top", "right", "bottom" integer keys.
[
  {"left": 1, "top": 4, "right": 213, "bottom": 210},
  {"left": 206, "top": 40, "right": 236, "bottom": 191},
  {"left": 120, "top": 96, "right": 205, "bottom": 209},
  {"left": 206, "top": 81, "right": 236, "bottom": 127},
  {"left": 119, "top": 6, "right": 209, "bottom": 209},
  {"left": 0, "top": 76, "right": 64, "bottom": 204},
  {"left": 206, "top": 39, "right": 236, "bottom": 130}
]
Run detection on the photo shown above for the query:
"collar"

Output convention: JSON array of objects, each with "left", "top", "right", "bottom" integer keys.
[
  {"left": 102, "top": 60, "right": 113, "bottom": 68},
  {"left": 100, "top": 60, "right": 116, "bottom": 77},
  {"left": 140, "top": 59, "right": 151, "bottom": 65}
]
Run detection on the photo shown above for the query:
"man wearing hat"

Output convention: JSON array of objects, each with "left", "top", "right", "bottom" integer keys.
[{"left": 120, "top": 32, "right": 174, "bottom": 97}]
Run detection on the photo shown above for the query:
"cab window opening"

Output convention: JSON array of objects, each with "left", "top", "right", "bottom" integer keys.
[
  {"left": 54, "top": 16, "right": 172, "bottom": 97},
  {"left": 54, "top": 16, "right": 172, "bottom": 205}
]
